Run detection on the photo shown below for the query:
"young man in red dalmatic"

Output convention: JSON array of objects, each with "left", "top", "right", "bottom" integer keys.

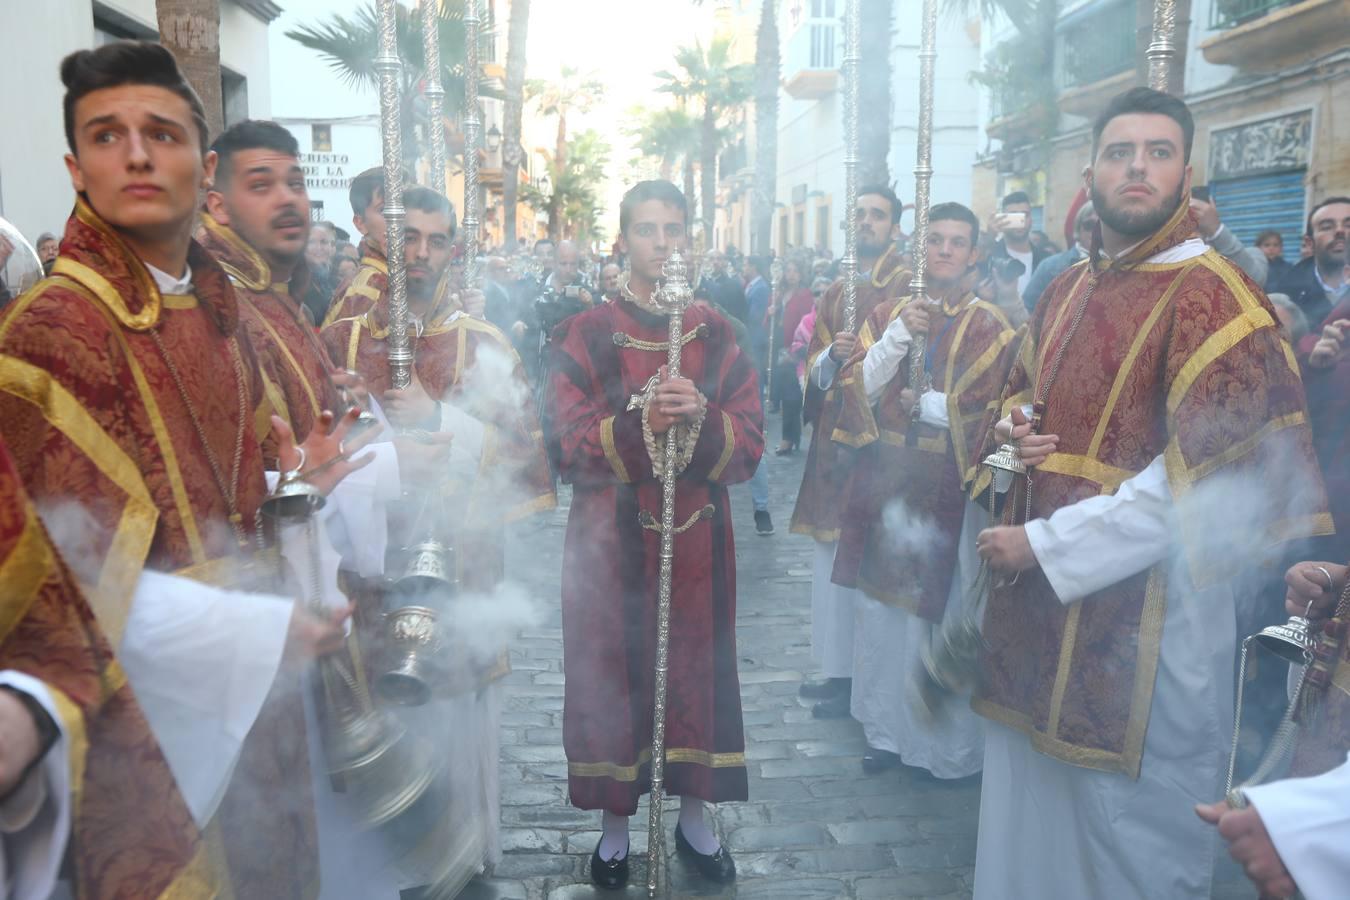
[
  {"left": 789, "top": 186, "right": 912, "bottom": 718},
  {"left": 548, "top": 180, "right": 764, "bottom": 889}
]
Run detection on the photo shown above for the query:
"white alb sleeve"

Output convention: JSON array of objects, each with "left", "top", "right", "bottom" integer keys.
[
  {"left": 118, "top": 570, "right": 294, "bottom": 828},
  {"left": 320, "top": 441, "right": 400, "bottom": 578},
  {"left": 916, "top": 391, "right": 950, "bottom": 429},
  {"left": 1245, "top": 754, "right": 1350, "bottom": 900},
  {"left": 0, "top": 672, "right": 69, "bottom": 900},
  {"left": 811, "top": 350, "right": 841, "bottom": 391},
  {"left": 861, "top": 317, "right": 913, "bottom": 402},
  {"left": 1022, "top": 454, "right": 1172, "bottom": 603}
]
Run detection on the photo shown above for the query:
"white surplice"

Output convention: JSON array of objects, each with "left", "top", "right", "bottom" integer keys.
[
  {"left": 973, "top": 455, "right": 1235, "bottom": 899},
  {"left": 1246, "top": 752, "right": 1350, "bottom": 900},
  {"left": 808, "top": 348, "right": 857, "bottom": 680},
  {"left": 849, "top": 314, "right": 983, "bottom": 775},
  {"left": 0, "top": 672, "right": 71, "bottom": 900}
]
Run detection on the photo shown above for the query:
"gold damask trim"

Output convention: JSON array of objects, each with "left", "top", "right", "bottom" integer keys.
[
  {"left": 568, "top": 746, "right": 746, "bottom": 782},
  {"left": 200, "top": 214, "right": 270, "bottom": 291},
  {"left": 47, "top": 686, "right": 88, "bottom": 820},
  {"left": 503, "top": 491, "right": 557, "bottom": 525},
  {"left": 948, "top": 321, "right": 1014, "bottom": 484},
  {"left": 1188, "top": 412, "right": 1305, "bottom": 485},
  {"left": 94, "top": 306, "right": 206, "bottom": 562},
  {"left": 157, "top": 841, "right": 224, "bottom": 900},
  {"left": 1035, "top": 453, "right": 1134, "bottom": 491},
  {"left": 1087, "top": 268, "right": 1193, "bottom": 457},
  {"left": 162, "top": 293, "right": 199, "bottom": 310},
  {"left": 240, "top": 295, "right": 321, "bottom": 421},
  {"left": 708, "top": 410, "right": 736, "bottom": 481},
  {"left": 612, "top": 324, "right": 708, "bottom": 353},
  {"left": 788, "top": 522, "right": 841, "bottom": 543},
  {"left": 173, "top": 550, "right": 280, "bottom": 591},
  {"left": 0, "top": 356, "right": 157, "bottom": 644},
  {"left": 1034, "top": 268, "right": 1090, "bottom": 386},
  {"left": 1045, "top": 603, "right": 1083, "bottom": 737},
  {"left": 1166, "top": 309, "right": 1272, "bottom": 417},
  {"left": 0, "top": 513, "right": 53, "bottom": 646},
  {"left": 345, "top": 319, "right": 363, "bottom": 370},
  {"left": 600, "top": 416, "right": 632, "bottom": 483},
  {"left": 974, "top": 567, "right": 1166, "bottom": 779}
]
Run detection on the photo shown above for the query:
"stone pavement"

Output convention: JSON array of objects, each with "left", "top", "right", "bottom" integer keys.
[{"left": 464, "top": 441, "right": 1251, "bottom": 900}]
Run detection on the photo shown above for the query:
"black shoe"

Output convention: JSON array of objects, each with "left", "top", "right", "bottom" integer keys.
[
  {"left": 862, "top": 748, "right": 902, "bottom": 774},
  {"left": 674, "top": 824, "right": 737, "bottom": 883},
  {"left": 590, "top": 839, "right": 629, "bottom": 890},
  {"left": 799, "top": 677, "right": 850, "bottom": 700},
  {"left": 754, "top": 510, "right": 774, "bottom": 536},
  {"left": 812, "top": 693, "right": 851, "bottom": 719}
]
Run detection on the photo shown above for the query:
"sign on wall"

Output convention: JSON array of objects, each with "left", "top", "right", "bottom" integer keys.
[
  {"left": 300, "top": 152, "right": 352, "bottom": 190},
  {"left": 1209, "top": 111, "right": 1312, "bottom": 181}
]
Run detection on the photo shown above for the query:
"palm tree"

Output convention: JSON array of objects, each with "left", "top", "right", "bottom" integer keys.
[
  {"left": 858, "top": 0, "right": 893, "bottom": 186},
  {"left": 157, "top": 0, "right": 224, "bottom": 137},
  {"left": 751, "top": 0, "right": 779, "bottom": 256},
  {"left": 521, "top": 129, "right": 611, "bottom": 244},
  {"left": 527, "top": 68, "right": 605, "bottom": 179},
  {"left": 630, "top": 106, "right": 700, "bottom": 204},
  {"left": 287, "top": 2, "right": 478, "bottom": 172},
  {"left": 502, "top": 0, "right": 530, "bottom": 249},
  {"left": 656, "top": 36, "right": 753, "bottom": 242},
  {"left": 950, "top": 0, "right": 1058, "bottom": 143}
]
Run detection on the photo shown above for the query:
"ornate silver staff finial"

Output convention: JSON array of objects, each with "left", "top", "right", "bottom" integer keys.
[
  {"left": 421, "top": 0, "right": 447, "bottom": 196},
  {"left": 840, "top": 0, "right": 861, "bottom": 334},
  {"left": 645, "top": 247, "right": 694, "bottom": 898},
  {"left": 375, "top": 0, "right": 412, "bottom": 388},
  {"left": 1147, "top": 0, "right": 1180, "bottom": 94},
  {"left": 462, "top": 0, "right": 483, "bottom": 290},
  {"left": 905, "top": 0, "right": 940, "bottom": 394}
]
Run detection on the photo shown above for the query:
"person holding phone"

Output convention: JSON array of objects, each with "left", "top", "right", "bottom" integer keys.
[{"left": 984, "top": 191, "right": 1049, "bottom": 297}]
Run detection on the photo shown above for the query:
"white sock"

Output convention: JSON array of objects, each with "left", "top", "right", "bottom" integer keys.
[
  {"left": 598, "top": 811, "right": 629, "bottom": 861},
  {"left": 678, "top": 797, "right": 721, "bottom": 854}
]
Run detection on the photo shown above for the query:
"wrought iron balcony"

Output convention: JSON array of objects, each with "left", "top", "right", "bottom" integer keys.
[
  {"left": 1211, "top": 0, "right": 1301, "bottom": 28},
  {"left": 1056, "top": 1, "right": 1136, "bottom": 91}
]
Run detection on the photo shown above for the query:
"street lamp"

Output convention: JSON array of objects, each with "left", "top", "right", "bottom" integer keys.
[{"left": 486, "top": 124, "right": 502, "bottom": 153}]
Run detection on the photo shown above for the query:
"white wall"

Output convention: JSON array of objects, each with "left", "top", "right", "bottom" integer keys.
[
  {"left": 0, "top": 2, "right": 95, "bottom": 241},
  {"left": 774, "top": 0, "right": 982, "bottom": 255},
  {"left": 0, "top": 0, "right": 276, "bottom": 244}
]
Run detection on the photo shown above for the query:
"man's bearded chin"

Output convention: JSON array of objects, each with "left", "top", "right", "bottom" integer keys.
[
  {"left": 407, "top": 275, "right": 435, "bottom": 307},
  {"left": 858, "top": 235, "right": 891, "bottom": 259},
  {"left": 1092, "top": 179, "right": 1186, "bottom": 241}
]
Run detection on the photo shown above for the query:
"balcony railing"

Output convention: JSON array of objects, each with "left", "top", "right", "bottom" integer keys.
[
  {"left": 1210, "top": 0, "right": 1302, "bottom": 27},
  {"left": 1057, "top": 1, "right": 1136, "bottom": 90}
]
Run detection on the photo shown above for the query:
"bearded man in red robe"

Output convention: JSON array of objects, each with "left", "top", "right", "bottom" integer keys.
[
  {"left": 789, "top": 186, "right": 911, "bottom": 718},
  {"left": 971, "top": 87, "right": 1330, "bottom": 899},
  {"left": 547, "top": 180, "right": 763, "bottom": 889},
  {"left": 321, "top": 167, "right": 391, "bottom": 328},
  {"left": 830, "top": 202, "right": 1016, "bottom": 777},
  {"left": 321, "top": 184, "right": 553, "bottom": 891},
  {"left": 0, "top": 41, "right": 364, "bottom": 897}
]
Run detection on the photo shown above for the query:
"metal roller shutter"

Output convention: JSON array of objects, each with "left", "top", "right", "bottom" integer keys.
[{"left": 1210, "top": 170, "right": 1307, "bottom": 264}]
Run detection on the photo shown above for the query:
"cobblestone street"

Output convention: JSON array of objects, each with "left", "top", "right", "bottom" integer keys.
[
  {"left": 464, "top": 446, "right": 982, "bottom": 900},
  {"left": 466, "top": 441, "right": 1250, "bottom": 900}
]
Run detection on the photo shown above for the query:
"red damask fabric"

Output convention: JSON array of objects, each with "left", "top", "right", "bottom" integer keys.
[{"left": 547, "top": 298, "right": 763, "bottom": 814}]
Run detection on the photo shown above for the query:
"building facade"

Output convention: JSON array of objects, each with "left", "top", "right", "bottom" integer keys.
[
  {"left": 0, "top": 0, "right": 277, "bottom": 245},
  {"left": 972, "top": 0, "right": 1349, "bottom": 260},
  {"left": 754, "top": 0, "right": 983, "bottom": 258}
]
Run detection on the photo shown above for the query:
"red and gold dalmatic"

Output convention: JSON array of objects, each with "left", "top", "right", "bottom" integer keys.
[
  {"left": 790, "top": 247, "right": 911, "bottom": 541},
  {"left": 0, "top": 199, "right": 317, "bottom": 897},
  {"left": 830, "top": 294, "right": 1016, "bottom": 619},
  {"left": 0, "top": 437, "right": 208, "bottom": 898},
  {"left": 973, "top": 204, "right": 1331, "bottom": 777},
  {"left": 199, "top": 213, "right": 342, "bottom": 451},
  {"left": 321, "top": 239, "right": 387, "bottom": 329},
  {"left": 320, "top": 300, "right": 554, "bottom": 592},
  {"left": 548, "top": 297, "right": 764, "bottom": 814}
]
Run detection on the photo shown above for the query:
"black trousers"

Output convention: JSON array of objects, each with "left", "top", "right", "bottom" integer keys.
[{"left": 772, "top": 358, "right": 802, "bottom": 447}]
